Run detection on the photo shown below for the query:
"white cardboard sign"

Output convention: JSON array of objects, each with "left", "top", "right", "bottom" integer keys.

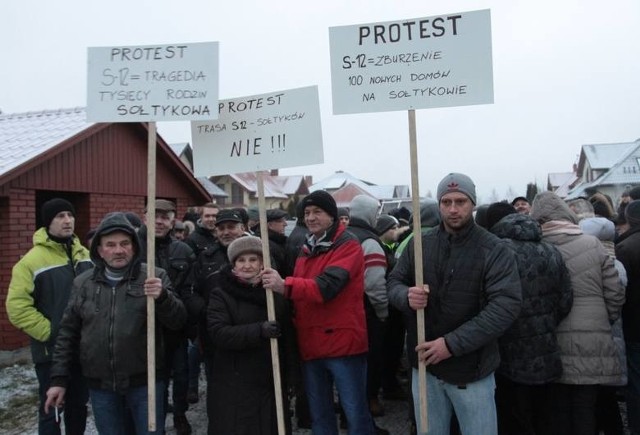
[
  {"left": 87, "top": 42, "right": 219, "bottom": 122},
  {"left": 191, "top": 86, "right": 323, "bottom": 176},
  {"left": 329, "top": 9, "right": 493, "bottom": 114}
]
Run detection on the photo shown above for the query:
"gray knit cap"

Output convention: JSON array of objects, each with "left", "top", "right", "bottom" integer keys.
[
  {"left": 227, "top": 236, "right": 263, "bottom": 263},
  {"left": 437, "top": 173, "right": 477, "bottom": 205}
]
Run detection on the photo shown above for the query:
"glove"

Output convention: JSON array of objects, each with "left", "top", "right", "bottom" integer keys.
[{"left": 260, "top": 321, "right": 281, "bottom": 338}]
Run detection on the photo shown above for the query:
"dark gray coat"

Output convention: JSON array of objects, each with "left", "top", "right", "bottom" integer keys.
[
  {"left": 388, "top": 220, "right": 522, "bottom": 385},
  {"left": 50, "top": 212, "right": 186, "bottom": 392},
  {"left": 490, "top": 213, "right": 573, "bottom": 384}
]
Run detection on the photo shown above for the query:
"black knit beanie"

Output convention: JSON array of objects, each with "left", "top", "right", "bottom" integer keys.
[
  {"left": 301, "top": 191, "right": 338, "bottom": 221},
  {"left": 41, "top": 198, "right": 75, "bottom": 229}
]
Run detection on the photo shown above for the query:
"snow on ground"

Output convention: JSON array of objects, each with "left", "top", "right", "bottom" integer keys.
[{"left": 0, "top": 360, "right": 412, "bottom": 434}]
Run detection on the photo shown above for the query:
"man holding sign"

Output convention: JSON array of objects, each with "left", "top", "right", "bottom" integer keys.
[
  {"left": 387, "top": 173, "right": 521, "bottom": 435},
  {"left": 262, "top": 190, "right": 375, "bottom": 434},
  {"left": 44, "top": 212, "right": 186, "bottom": 434}
]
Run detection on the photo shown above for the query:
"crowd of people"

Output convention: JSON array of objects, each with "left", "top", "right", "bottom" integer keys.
[{"left": 4, "top": 178, "right": 640, "bottom": 435}]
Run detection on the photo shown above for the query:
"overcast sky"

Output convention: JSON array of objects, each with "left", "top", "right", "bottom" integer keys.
[{"left": 2, "top": 0, "right": 639, "bottom": 203}]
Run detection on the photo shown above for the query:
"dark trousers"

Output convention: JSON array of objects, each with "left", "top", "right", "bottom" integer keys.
[
  {"left": 495, "top": 374, "right": 553, "bottom": 435},
  {"left": 35, "top": 361, "right": 88, "bottom": 435},
  {"left": 204, "top": 354, "right": 215, "bottom": 435},
  {"left": 381, "top": 306, "right": 406, "bottom": 393},
  {"left": 596, "top": 385, "right": 624, "bottom": 435},
  {"left": 627, "top": 341, "right": 640, "bottom": 435},
  {"left": 366, "top": 310, "right": 386, "bottom": 399},
  {"left": 164, "top": 337, "right": 189, "bottom": 417},
  {"left": 548, "top": 383, "right": 598, "bottom": 435},
  {"left": 187, "top": 338, "right": 202, "bottom": 393}
]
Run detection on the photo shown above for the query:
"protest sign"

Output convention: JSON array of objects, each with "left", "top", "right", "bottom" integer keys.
[
  {"left": 87, "top": 42, "right": 219, "bottom": 121},
  {"left": 191, "top": 85, "right": 323, "bottom": 176},
  {"left": 329, "top": 9, "right": 493, "bottom": 114}
]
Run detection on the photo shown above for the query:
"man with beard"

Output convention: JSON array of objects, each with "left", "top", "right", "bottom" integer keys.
[{"left": 388, "top": 173, "right": 522, "bottom": 435}]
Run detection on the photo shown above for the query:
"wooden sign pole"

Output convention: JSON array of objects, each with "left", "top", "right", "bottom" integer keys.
[
  {"left": 146, "top": 122, "right": 157, "bottom": 431},
  {"left": 257, "top": 171, "right": 286, "bottom": 435},
  {"left": 408, "top": 109, "right": 428, "bottom": 433}
]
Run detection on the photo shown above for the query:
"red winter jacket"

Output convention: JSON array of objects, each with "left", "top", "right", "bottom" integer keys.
[{"left": 284, "top": 224, "right": 368, "bottom": 361}]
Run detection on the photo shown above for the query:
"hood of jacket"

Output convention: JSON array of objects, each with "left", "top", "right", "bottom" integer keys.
[
  {"left": 531, "top": 191, "right": 578, "bottom": 224},
  {"left": 90, "top": 212, "right": 141, "bottom": 268},
  {"left": 579, "top": 216, "right": 615, "bottom": 242},
  {"left": 420, "top": 198, "right": 441, "bottom": 228},
  {"left": 490, "top": 213, "right": 542, "bottom": 242},
  {"left": 349, "top": 194, "right": 379, "bottom": 228}
]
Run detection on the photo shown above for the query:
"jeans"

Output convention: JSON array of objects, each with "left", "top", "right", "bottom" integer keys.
[
  {"left": 89, "top": 381, "right": 165, "bottom": 435},
  {"left": 165, "top": 338, "right": 189, "bottom": 416},
  {"left": 412, "top": 368, "right": 497, "bottom": 435},
  {"left": 627, "top": 341, "right": 640, "bottom": 434},
  {"left": 303, "top": 354, "right": 374, "bottom": 435},
  {"left": 35, "top": 361, "right": 88, "bottom": 435},
  {"left": 187, "top": 338, "right": 202, "bottom": 393}
]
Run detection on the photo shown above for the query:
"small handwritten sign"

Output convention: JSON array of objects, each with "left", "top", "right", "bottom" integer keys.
[
  {"left": 329, "top": 9, "right": 493, "bottom": 114},
  {"left": 191, "top": 86, "right": 323, "bottom": 176},
  {"left": 87, "top": 42, "right": 219, "bottom": 122}
]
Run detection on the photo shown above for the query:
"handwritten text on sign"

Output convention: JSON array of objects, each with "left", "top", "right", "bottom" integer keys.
[
  {"left": 329, "top": 9, "right": 493, "bottom": 114},
  {"left": 87, "top": 42, "right": 219, "bottom": 122},
  {"left": 191, "top": 86, "right": 323, "bottom": 176}
]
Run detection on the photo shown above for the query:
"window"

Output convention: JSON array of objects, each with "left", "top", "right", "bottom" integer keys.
[{"left": 231, "top": 184, "right": 243, "bottom": 205}]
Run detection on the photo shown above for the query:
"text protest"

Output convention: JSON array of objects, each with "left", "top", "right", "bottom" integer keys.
[
  {"left": 191, "top": 86, "right": 323, "bottom": 176},
  {"left": 87, "top": 42, "right": 219, "bottom": 122},
  {"left": 329, "top": 9, "right": 493, "bottom": 114}
]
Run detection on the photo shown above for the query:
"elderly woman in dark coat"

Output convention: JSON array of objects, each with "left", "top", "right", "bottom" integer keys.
[{"left": 207, "top": 236, "right": 296, "bottom": 435}]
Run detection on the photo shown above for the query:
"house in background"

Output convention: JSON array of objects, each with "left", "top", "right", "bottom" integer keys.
[
  {"left": 210, "top": 171, "right": 311, "bottom": 215},
  {"left": 169, "top": 142, "right": 228, "bottom": 203},
  {"left": 559, "top": 140, "right": 640, "bottom": 205},
  {"left": 0, "top": 107, "right": 211, "bottom": 352},
  {"left": 547, "top": 170, "right": 580, "bottom": 199},
  {"left": 310, "top": 170, "right": 410, "bottom": 209}
]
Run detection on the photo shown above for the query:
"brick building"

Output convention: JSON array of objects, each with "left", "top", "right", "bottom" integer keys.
[{"left": 0, "top": 108, "right": 210, "bottom": 351}]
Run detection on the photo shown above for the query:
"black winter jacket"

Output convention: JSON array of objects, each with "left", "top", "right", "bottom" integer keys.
[
  {"left": 490, "top": 213, "right": 573, "bottom": 384},
  {"left": 185, "top": 224, "right": 216, "bottom": 256},
  {"left": 387, "top": 221, "right": 522, "bottom": 384},
  {"left": 50, "top": 213, "right": 186, "bottom": 392},
  {"left": 207, "top": 265, "right": 296, "bottom": 434},
  {"left": 616, "top": 225, "right": 640, "bottom": 342}
]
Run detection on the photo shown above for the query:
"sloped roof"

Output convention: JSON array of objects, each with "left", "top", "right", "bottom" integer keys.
[
  {"left": 579, "top": 142, "right": 637, "bottom": 171},
  {"left": 231, "top": 172, "right": 288, "bottom": 199},
  {"left": 567, "top": 141, "right": 640, "bottom": 198},
  {"left": 0, "top": 107, "right": 210, "bottom": 200},
  {"left": 196, "top": 176, "right": 227, "bottom": 198},
  {"left": 332, "top": 183, "right": 377, "bottom": 208},
  {"left": 310, "top": 170, "right": 375, "bottom": 192},
  {"left": 272, "top": 175, "right": 308, "bottom": 195},
  {"left": 549, "top": 172, "right": 580, "bottom": 198},
  {"left": 0, "top": 107, "right": 92, "bottom": 177},
  {"left": 310, "top": 170, "right": 409, "bottom": 200},
  {"left": 547, "top": 172, "right": 575, "bottom": 189},
  {"left": 591, "top": 141, "right": 640, "bottom": 185},
  {"left": 367, "top": 184, "right": 411, "bottom": 200}
]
